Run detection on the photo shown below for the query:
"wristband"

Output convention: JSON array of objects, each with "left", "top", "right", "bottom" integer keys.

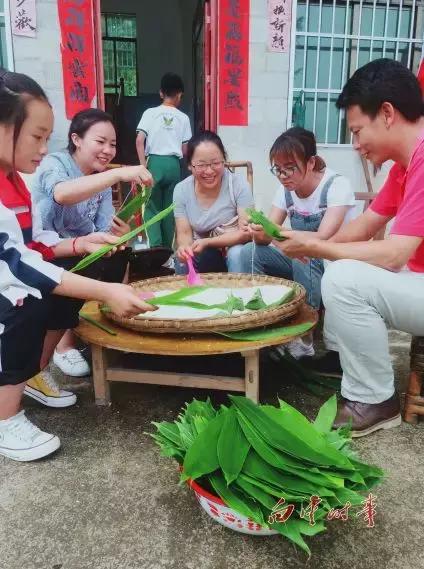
[{"left": 72, "top": 237, "right": 80, "bottom": 256}]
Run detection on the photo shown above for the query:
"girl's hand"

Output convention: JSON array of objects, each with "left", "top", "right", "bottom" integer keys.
[
  {"left": 103, "top": 283, "right": 157, "bottom": 318},
  {"left": 110, "top": 216, "right": 132, "bottom": 237},
  {"left": 117, "top": 165, "right": 154, "bottom": 187},
  {"left": 239, "top": 217, "right": 250, "bottom": 233},
  {"left": 248, "top": 223, "right": 269, "bottom": 244},
  {"left": 76, "top": 232, "right": 124, "bottom": 256},
  {"left": 176, "top": 245, "right": 194, "bottom": 262},
  {"left": 191, "top": 239, "right": 209, "bottom": 255}
]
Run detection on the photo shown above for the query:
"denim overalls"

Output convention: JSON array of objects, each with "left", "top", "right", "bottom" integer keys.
[{"left": 283, "top": 174, "right": 338, "bottom": 308}]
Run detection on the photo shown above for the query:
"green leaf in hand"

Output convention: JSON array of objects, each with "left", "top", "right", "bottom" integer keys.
[{"left": 246, "top": 208, "right": 287, "bottom": 241}]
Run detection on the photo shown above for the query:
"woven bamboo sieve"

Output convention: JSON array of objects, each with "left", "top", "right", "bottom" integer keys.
[{"left": 103, "top": 273, "right": 306, "bottom": 334}]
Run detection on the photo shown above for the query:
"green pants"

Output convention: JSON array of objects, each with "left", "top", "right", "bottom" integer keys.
[{"left": 145, "top": 154, "right": 181, "bottom": 249}]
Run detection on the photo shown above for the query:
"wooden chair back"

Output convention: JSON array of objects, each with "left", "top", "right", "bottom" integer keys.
[{"left": 226, "top": 161, "right": 254, "bottom": 191}]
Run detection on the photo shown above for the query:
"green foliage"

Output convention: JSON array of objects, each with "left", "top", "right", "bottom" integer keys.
[
  {"left": 246, "top": 208, "right": 287, "bottom": 241},
  {"left": 149, "top": 395, "right": 385, "bottom": 556}
]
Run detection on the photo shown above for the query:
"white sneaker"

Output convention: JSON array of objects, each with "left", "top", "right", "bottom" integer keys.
[
  {"left": 24, "top": 370, "right": 77, "bottom": 408},
  {"left": 286, "top": 337, "right": 315, "bottom": 359},
  {"left": 162, "top": 255, "right": 175, "bottom": 270},
  {"left": 53, "top": 348, "right": 90, "bottom": 377},
  {"left": 0, "top": 411, "right": 60, "bottom": 462},
  {"left": 271, "top": 338, "right": 315, "bottom": 361}
]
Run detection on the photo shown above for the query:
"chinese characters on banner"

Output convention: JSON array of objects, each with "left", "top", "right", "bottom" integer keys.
[
  {"left": 11, "top": 0, "right": 37, "bottom": 38},
  {"left": 267, "top": 0, "right": 292, "bottom": 53},
  {"left": 58, "top": 0, "right": 97, "bottom": 119},
  {"left": 269, "top": 494, "right": 377, "bottom": 527},
  {"left": 218, "top": 0, "right": 249, "bottom": 126}
]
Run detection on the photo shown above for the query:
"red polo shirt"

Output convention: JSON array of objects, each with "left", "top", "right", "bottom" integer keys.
[{"left": 370, "top": 135, "right": 424, "bottom": 272}]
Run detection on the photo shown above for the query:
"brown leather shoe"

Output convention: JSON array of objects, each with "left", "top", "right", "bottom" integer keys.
[{"left": 333, "top": 393, "right": 401, "bottom": 438}]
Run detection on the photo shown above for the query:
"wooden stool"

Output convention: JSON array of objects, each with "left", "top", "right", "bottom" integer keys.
[{"left": 404, "top": 336, "right": 424, "bottom": 424}]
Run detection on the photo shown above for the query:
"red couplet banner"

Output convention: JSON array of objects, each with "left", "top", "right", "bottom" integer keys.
[
  {"left": 58, "top": 0, "right": 97, "bottom": 119},
  {"left": 218, "top": 0, "right": 250, "bottom": 126}
]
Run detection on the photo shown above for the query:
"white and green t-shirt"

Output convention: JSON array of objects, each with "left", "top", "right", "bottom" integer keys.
[{"left": 136, "top": 105, "right": 192, "bottom": 159}]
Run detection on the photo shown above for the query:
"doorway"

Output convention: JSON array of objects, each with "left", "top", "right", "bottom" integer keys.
[{"left": 93, "top": 0, "right": 217, "bottom": 164}]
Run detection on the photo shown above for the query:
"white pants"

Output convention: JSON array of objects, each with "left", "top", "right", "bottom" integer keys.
[{"left": 322, "top": 260, "right": 424, "bottom": 404}]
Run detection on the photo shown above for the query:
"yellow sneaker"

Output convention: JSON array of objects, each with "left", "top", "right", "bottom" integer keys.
[{"left": 24, "top": 371, "right": 77, "bottom": 408}]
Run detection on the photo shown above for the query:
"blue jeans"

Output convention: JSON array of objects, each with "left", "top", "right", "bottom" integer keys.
[
  {"left": 175, "top": 244, "right": 245, "bottom": 275},
  {"left": 238, "top": 242, "right": 324, "bottom": 309}
]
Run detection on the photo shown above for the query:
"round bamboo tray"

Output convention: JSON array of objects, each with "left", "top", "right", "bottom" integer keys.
[{"left": 104, "top": 273, "right": 306, "bottom": 334}]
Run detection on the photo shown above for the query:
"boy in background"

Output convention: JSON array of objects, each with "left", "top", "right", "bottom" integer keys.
[{"left": 136, "top": 72, "right": 192, "bottom": 249}]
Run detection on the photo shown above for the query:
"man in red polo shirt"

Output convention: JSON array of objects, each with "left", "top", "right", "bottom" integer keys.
[{"left": 272, "top": 58, "right": 424, "bottom": 437}]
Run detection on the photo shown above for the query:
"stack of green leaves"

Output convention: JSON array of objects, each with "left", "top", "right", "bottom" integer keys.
[
  {"left": 246, "top": 208, "right": 287, "bottom": 241},
  {"left": 150, "top": 395, "right": 384, "bottom": 556}
]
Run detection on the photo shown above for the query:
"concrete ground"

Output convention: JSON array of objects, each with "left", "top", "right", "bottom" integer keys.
[{"left": 1, "top": 330, "right": 423, "bottom": 569}]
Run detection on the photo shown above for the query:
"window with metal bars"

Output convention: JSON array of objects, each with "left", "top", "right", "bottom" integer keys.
[
  {"left": 101, "top": 13, "right": 138, "bottom": 96},
  {"left": 289, "top": 0, "right": 424, "bottom": 144}
]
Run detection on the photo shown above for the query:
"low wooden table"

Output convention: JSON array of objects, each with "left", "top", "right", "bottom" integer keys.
[{"left": 75, "top": 302, "right": 317, "bottom": 405}]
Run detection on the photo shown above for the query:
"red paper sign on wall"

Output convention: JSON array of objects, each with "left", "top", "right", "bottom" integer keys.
[
  {"left": 218, "top": 0, "right": 250, "bottom": 126},
  {"left": 58, "top": 0, "right": 97, "bottom": 119}
]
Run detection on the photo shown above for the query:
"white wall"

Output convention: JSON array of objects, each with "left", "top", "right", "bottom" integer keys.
[
  {"left": 219, "top": 0, "right": 291, "bottom": 210},
  {"left": 12, "top": 0, "right": 68, "bottom": 152},
  {"left": 218, "top": 0, "right": 388, "bottom": 212},
  {"left": 12, "top": 0, "right": 197, "bottom": 153}
]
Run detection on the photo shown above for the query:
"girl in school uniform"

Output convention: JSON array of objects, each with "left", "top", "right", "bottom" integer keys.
[{"left": 0, "top": 69, "right": 155, "bottom": 462}]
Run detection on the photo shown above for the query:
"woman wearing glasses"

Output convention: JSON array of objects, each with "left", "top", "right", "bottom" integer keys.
[
  {"left": 240, "top": 127, "right": 355, "bottom": 359},
  {"left": 173, "top": 131, "right": 253, "bottom": 274}
]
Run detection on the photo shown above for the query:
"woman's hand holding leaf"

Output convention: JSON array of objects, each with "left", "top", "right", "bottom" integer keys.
[
  {"left": 77, "top": 232, "right": 124, "bottom": 256},
  {"left": 116, "top": 164, "right": 154, "bottom": 187},
  {"left": 248, "top": 222, "right": 270, "bottom": 244},
  {"left": 110, "top": 216, "right": 132, "bottom": 237}
]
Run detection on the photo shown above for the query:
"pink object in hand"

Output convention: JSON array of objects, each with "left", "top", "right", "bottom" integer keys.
[{"left": 186, "top": 256, "right": 203, "bottom": 286}]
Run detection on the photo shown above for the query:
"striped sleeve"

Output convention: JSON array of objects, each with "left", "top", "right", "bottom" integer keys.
[{"left": 0, "top": 202, "right": 64, "bottom": 306}]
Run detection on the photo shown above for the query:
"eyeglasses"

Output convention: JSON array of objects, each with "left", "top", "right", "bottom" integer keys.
[
  {"left": 270, "top": 164, "right": 298, "bottom": 178},
  {"left": 191, "top": 160, "right": 225, "bottom": 172}
]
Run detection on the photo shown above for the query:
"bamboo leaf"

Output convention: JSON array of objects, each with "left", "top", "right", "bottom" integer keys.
[
  {"left": 145, "top": 286, "right": 209, "bottom": 306},
  {"left": 230, "top": 395, "right": 354, "bottom": 469},
  {"left": 217, "top": 408, "right": 250, "bottom": 485},
  {"left": 70, "top": 203, "right": 175, "bottom": 272},
  {"left": 237, "top": 473, "right": 305, "bottom": 502},
  {"left": 242, "top": 450, "right": 336, "bottom": 498},
  {"left": 116, "top": 186, "right": 151, "bottom": 221},
  {"left": 151, "top": 421, "right": 182, "bottom": 447},
  {"left": 181, "top": 411, "right": 226, "bottom": 482},
  {"left": 246, "top": 208, "right": 287, "bottom": 241},
  {"left": 234, "top": 476, "right": 277, "bottom": 510},
  {"left": 270, "top": 518, "right": 326, "bottom": 557},
  {"left": 313, "top": 396, "right": 338, "bottom": 434},
  {"left": 184, "top": 397, "right": 216, "bottom": 422},
  {"left": 79, "top": 313, "right": 117, "bottom": 335},
  {"left": 208, "top": 471, "right": 265, "bottom": 526},
  {"left": 218, "top": 322, "right": 314, "bottom": 341},
  {"left": 237, "top": 410, "right": 344, "bottom": 489},
  {"left": 245, "top": 288, "right": 267, "bottom": 310}
]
